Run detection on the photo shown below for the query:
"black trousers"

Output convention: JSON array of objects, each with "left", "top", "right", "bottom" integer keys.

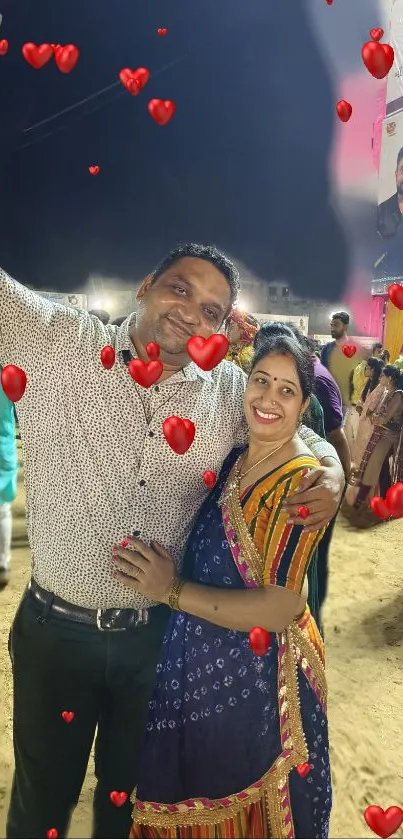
[{"left": 7, "top": 588, "right": 170, "bottom": 839}]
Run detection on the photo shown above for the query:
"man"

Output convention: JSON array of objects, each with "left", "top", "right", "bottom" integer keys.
[
  {"left": 0, "top": 243, "right": 344, "bottom": 839},
  {"left": 0, "top": 375, "right": 18, "bottom": 587},
  {"left": 320, "top": 311, "right": 364, "bottom": 414},
  {"left": 377, "top": 147, "right": 403, "bottom": 240},
  {"left": 371, "top": 342, "right": 383, "bottom": 360}
]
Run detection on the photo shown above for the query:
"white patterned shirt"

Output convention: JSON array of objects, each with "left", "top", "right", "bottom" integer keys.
[{"left": 0, "top": 268, "right": 339, "bottom": 609}]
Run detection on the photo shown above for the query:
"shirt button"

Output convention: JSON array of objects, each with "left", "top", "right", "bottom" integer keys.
[
  {"left": 139, "top": 479, "right": 146, "bottom": 487},
  {"left": 154, "top": 385, "right": 160, "bottom": 393},
  {"left": 149, "top": 431, "right": 154, "bottom": 438},
  {"left": 133, "top": 530, "right": 140, "bottom": 537}
]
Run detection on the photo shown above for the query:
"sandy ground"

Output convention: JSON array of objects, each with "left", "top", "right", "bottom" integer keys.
[{"left": 0, "top": 445, "right": 403, "bottom": 839}]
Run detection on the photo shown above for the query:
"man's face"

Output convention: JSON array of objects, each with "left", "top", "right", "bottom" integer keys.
[
  {"left": 135, "top": 257, "right": 232, "bottom": 364},
  {"left": 330, "top": 318, "right": 347, "bottom": 339},
  {"left": 396, "top": 162, "right": 403, "bottom": 196},
  {"left": 373, "top": 346, "right": 383, "bottom": 359}
]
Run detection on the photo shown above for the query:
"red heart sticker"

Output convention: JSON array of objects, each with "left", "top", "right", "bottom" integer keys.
[
  {"left": 89, "top": 165, "right": 100, "bottom": 176},
  {"left": 148, "top": 99, "right": 176, "bottom": 125},
  {"left": 387, "top": 282, "right": 403, "bottom": 310},
  {"left": 157, "top": 28, "right": 168, "bottom": 36},
  {"left": 336, "top": 100, "right": 352, "bottom": 123},
  {"left": 0, "top": 39, "right": 9, "bottom": 56},
  {"left": 163, "top": 416, "right": 195, "bottom": 455},
  {"left": 119, "top": 67, "right": 150, "bottom": 95},
  {"left": 370, "top": 28, "right": 384, "bottom": 42},
  {"left": 54, "top": 44, "right": 80, "bottom": 73},
  {"left": 22, "top": 42, "right": 53, "bottom": 69},
  {"left": 249, "top": 627, "right": 270, "bottom": 656},
  {"left": 146, "top": 342, "right": 160, "bottom": 360},
  {"left": 187, "top": 334, "right": 229, "bottom": 371},
  {"left": 1, "top": 364, "right": 27, "bottom": 402},
  {"left": 369, "top": 496, "right": 390, "bottom": 520},
  {"left": 385, "top": 482, "right": 403, "bottom": 518},
  {"left": 46, "top": 830, "right": 58, "bottom": 839},
  {"left": 128, "top": 358, "right": 163, "bottom": 388},
  {"left": 61, "top": 711, "right": 75, "bottom": 723},
  {"left": 203, "top": 470, "right": 217, "bottom": 489},
  {"left": 110, "top": 790, "right": 128, "bottom": 808},
  {"left": 100, "top": 346, "right": 115, "bottom": 370},
  {"left": 361, "top": 41, "right": 394, "bottom": 79},
  {"left": 296, "top": 763, "right": 312, "bottom": 778},
  {"left": 297, "top": 505, "right": 310, "bottom": 520},
  {"left": 342, "top": 344, "right": 356, "bottom": 358},
  {"left": 364, "top": 805, "right": 403, "bottom": 839}
]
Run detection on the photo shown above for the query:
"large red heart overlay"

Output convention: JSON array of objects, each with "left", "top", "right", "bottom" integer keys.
[
  {"left": 187, "top": 334, "right": 229, "bottom": 371},
  {"left": 163, "top": 416, "right": 195, "bottom": 454}
]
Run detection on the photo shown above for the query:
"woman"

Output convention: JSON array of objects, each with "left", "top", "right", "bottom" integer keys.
[
  {"left": 225, "top": 310, "right": 259, "bottom": 372},
  {"left": 346, "top": 365, "right": 403, "bottom": 508},
  {"left": 113, "top": 333, "right": 331, "bottom": 838},
  {"left": 360, "top": 356, "right": 384, "bottom": 406}
]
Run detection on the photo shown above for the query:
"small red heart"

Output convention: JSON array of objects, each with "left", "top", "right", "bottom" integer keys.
[
  {"left": 110, "top": 790, "right": 128, "bottom": 808},
  {"left": 46, "top": 830, "right": 58, "bottom": 839},
  {"left": 249, "top": 627, "right": 271, "bottom": 656},
  {"left": 0, "top": 39, "right": 9, "bottom": 56},
  {"left": 89, "top": 165, "right": 100, "bottom": 176},
  {"left": 100, "top": 346, "right": 115, "bottom": 370},
  {"left": 296, "top": 763, "right": 312, "bottom": 778},
  {"left": 342, "top": 344, "right": 356, "bottom": 358},
  {"left": 369, "top": 496, "right": 390, "bottom": 520},
  {"left": 203, "top": 470, "right": 217, "bottom": 489},
  {"left": 385, "top": 482, "right": 403, "bottom": 518},
  {"left": 370, "top": 28, "right": 384, "bottom": 42},
  {"left": 387, "top": 282, "right": 403, "bottom": 310},
  {"left": 148, "top": 99, "right": 176, "bottom": 126},
  {"left": 163, "top": 416, "right": 195, "bottom": 455},
  {"left": 336, "top": 100, "right": 352, "bottom": 123},
  {"left": 364, "top": 805, "right": 403, "bottom": 839},
  {"left": 297, "top": 505, "right": 310, "bottom": 520},
  {"left": 146, "top": 341, "right": 160, "bottom": 360},
  {"left": 119, "top": 67, "right": 150, "bottom": 95},
  {"left": 362, "top": 41, "right": 394, "bottom": 79},
  {"left": 128, "top": 358, "right": 163, "bottom": 388},
  {"left": 325, "top": 0, "right": 333, "bottom": 4},
  {"left": 1, "top": 364, "right": 27, "bottom": 402},
  {"left": 187, "top": 334, "right": 229, "bottom": 371},
  {"left": 22, "top": 42, "right": 53, "bottom": 69},
  {"left": 54, "top": 44, "right": 80, "bottom": 73},
  {"left": 119, "top": 539, "right": 129, "bottom": 547},
  {"left": 61, "top": 711, "right": 74, "bottom": 723},
  {"left": 157, "top": 28, "right": 168, "bottom": 36}
]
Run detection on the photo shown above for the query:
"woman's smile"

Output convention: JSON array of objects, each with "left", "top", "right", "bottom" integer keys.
[{"left": 252, "top": 407, "right": 282, "bottom": 425}]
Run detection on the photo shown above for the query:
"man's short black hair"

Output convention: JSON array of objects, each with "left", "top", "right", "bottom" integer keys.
[
  {"left": 150, "top": 243, "right": 240, "bottom": 313},
  {"left": 397, "top": 147, "right": 403, "bottom": 167},
  {"left": 331, "top": 311, "right": 349, "bottom": 325}
]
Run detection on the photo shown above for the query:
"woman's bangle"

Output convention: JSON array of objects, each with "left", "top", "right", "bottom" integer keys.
[{"left": 168, "top": 576, "right": 185, "bottom": 611}]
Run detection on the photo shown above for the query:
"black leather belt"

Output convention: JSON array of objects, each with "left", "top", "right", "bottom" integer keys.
[{"left": 28, "top": 578, "right": 150, "bottom": 631}]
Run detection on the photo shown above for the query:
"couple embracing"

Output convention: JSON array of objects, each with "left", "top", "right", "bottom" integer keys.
[{"left": 1, "top": 243, "right": 342, "bottom": 838}]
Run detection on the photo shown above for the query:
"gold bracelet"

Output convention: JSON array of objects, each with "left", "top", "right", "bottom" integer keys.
[{"left": 168, "top": 576, "right": 185, "bottom": 611}]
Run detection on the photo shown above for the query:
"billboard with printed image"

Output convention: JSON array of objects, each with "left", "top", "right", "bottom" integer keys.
[
  {"left": 386, "top": 0, "right": 403, "bottom": 114},
  {"left": 375, "top": 109, "right": 403, "bottom": 280},
  {"left": 38, "top": 291, "right": 88, "bottom": 310}
]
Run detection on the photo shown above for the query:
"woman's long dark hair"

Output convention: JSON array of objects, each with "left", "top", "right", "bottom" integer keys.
[
  {"left": 361, "top": 357, "right": 384, "bottom": 403},
  {"left": 383, "top": 364, "right": 403, "bottom": 390}
]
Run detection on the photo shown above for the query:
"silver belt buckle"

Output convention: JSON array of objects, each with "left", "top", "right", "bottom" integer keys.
[{"left": 96, "top": 608, "right": 149, "bottom": 632}]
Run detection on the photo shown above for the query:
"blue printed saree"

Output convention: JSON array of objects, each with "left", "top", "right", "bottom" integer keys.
[{"left": 130, "top": 447, "right": 332, "bottom": 839}]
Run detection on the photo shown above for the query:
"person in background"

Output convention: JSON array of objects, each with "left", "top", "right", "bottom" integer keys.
[
  {"left": 344, "top": 354, "right": 368, "bottom": 451},
  {"left": 346, "top": 364, "right": 403, "bottom": 509},
  {"left": 0, "top": 375, "right": 18, "bottom": 587},
  {"left": 371, "top": 342, "right": 384, "bottom": 360},
  {"left": 377, "top": 147, "right": 403, "bottom": 239},
  {"left": 360, "top": 357, "right": 384, "bottom": 406},
  {"left": 394, "top": 353, "right": 403, "bottom": 369},
  {"left": 382, "top": 349, "right": 390, "bottom": 363},
  {"left": 320, "top": 311, "right": 364, "bottom": 415},
  {"left": 88, "top": 309, "right": 111, "bottom": 325},
  {"left": 225, "top": 310, "right": 259, "bottom": 372}
]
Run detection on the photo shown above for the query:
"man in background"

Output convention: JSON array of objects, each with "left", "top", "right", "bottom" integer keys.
[
  {"left": 321, "top": 311, "right": 364, "bottom": 415},
  {"left": 0, "top": 375, "right": 18, "bottom": 587}
]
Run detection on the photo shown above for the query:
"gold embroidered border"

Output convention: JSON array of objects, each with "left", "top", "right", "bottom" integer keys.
[{"left": 223, "top": 469, "right": 265, "bottom": 585}]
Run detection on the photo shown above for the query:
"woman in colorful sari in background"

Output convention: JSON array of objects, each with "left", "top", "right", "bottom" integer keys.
[
  {"left": 225, "top": 310, "right": 259, "bottom": 372},
  {"left": 114, "top": 333, "right": 331, "bottom": 839},
  {"left": 346, "top": 365, "right": 403, "bottom": 509}
]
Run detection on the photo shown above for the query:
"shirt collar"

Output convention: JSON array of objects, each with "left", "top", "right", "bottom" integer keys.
[{"left": 115, "top": 313, "right": 213, "bottom": 383}]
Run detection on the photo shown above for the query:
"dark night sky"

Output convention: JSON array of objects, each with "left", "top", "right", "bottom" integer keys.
[{"left": 0, "top": 0, "right": 349, "bottom": 298}]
